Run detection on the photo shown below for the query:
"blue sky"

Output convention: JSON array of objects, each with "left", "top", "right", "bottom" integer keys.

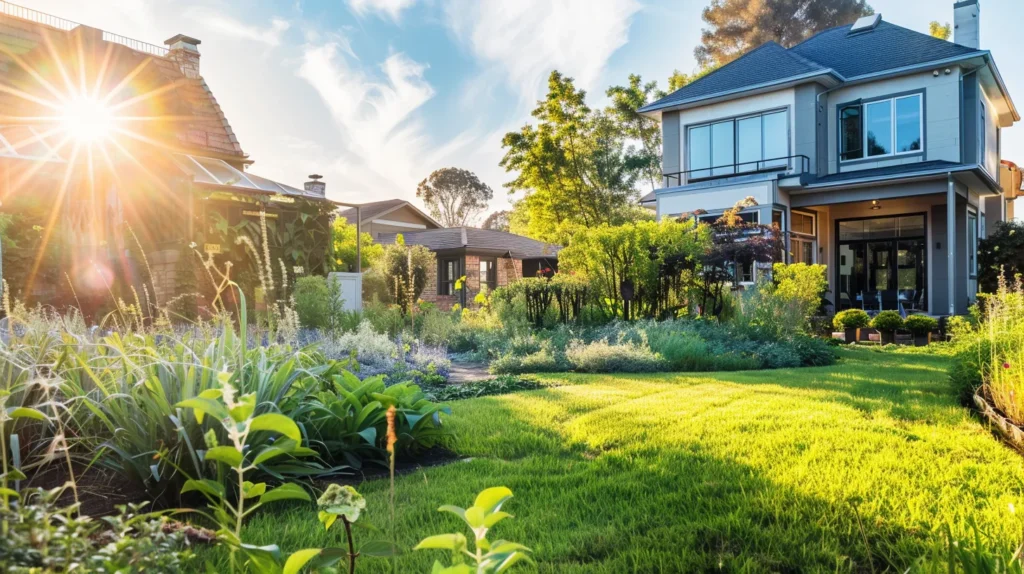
[{"left": 34, "top": 0, "right": 1024, "bottom": 217}]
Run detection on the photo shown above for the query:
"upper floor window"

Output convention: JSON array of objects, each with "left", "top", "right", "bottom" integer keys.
[
  {"left": 840, "top": 93, "right": 922, "bottom": 162},
  {"left": 688, "top": 110, "right": 788, "bottom": 180}
]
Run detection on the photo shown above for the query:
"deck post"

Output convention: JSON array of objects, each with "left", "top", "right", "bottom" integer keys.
[
  {"left": 356, "top": 206, "right": 362, "bottom": 273},
  {"left": 947, "top": 173, "right": 956, "bottom": 316}
]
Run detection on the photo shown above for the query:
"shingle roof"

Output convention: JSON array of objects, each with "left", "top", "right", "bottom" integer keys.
[
  {"left": 789, "top": 21, "right": 978, "bottom": 79},
  {"left": 376, "top": 228, "right": 561, "bottom": 260},
  {"left": 639, "top": 20, "right": 984, "bottom": 114}
]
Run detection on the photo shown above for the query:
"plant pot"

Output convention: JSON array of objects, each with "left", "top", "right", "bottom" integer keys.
[
  {"left": 913, "top": 333, "right": 929, "bottom": 347},
  {"left": 844, "top": 327, "right": 857, "bottom": 344},
  {"left": 880, "top": 331, "right": 895, "bottom": 345}
]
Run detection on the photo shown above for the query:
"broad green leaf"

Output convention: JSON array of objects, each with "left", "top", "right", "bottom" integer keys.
[
  {"left": 260, "top": 482, "right": 311, "bottom": 504},
  {"left": 204, "top": 446, "right": 243, "bottom": 467},
  {"left": 415, "top": 533, "right": 467, "bottom": 552},
  {"left": 318, "top": 510, "right": 338, "bottom": 531},
  {"left": 252, "top": 445, "right": 291, "bottom": 466},
  {"left": 474, "top": 487, "right": 513, "bottom": 514},
  {"left": 492, "top": 550, "right": 534, "bottom": 573},
  {"left": 181, "top": 479, "right": 226, "bottom": 500},
  {"left": 484, "top": 511, "right": 512, "bottom": 528},
  {"left": 357, "top": 427, "right": 376, "bottom": 445},
  {"left": 250, "top": 413, "right": 302, "bottom": 442},
  {"left": 431, "top": 562, "right": 472, "bottom": 574},
  {"left": 359, "top": 540, "right": 401, "bottom": 557},
  {"left": 464, "top": 506, "right": 485, "bottom": 529},
  {"left": 0, "top": 487, "right": 20, "bottom": 500},
  {"left": 176, "top": 397, "right": 229, "bottom": 424},
  {"left": 7, "top": 407, "right": 46, "bottom": 421},
  {"left": 283, "top": 548, "right": 322, "bottom": 574},
  {"left": 244, "top": 482, "right": 267, "bottom": 499}
]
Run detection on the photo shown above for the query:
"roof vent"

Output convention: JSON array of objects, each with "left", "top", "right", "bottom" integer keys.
[
  {"left": 304, "top": 174, "right": 325, "bottom": 196},
  {"left": 849, "top": 14, "right": 882, "bottom": 34}
]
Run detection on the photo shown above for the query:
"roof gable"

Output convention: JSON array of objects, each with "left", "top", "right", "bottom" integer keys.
[{"left": 338, "top": 199, "right": 442, "bottom": 228}]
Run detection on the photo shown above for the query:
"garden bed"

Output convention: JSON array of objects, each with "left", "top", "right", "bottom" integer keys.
[{"left": 974, "top": 389, "right": 1024, "bottom": 452}]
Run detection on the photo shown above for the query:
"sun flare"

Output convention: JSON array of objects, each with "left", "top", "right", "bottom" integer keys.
[{"left": 60, "top": 95, "right": 115, "bottom": 143}]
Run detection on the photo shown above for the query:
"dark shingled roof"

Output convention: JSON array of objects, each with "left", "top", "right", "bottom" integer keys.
[
  {"left": 639, "top": 19, "right": 984, "bottom": 113},
  {"left": 377, "top": 228, "right": 561, "bottom": 260}
]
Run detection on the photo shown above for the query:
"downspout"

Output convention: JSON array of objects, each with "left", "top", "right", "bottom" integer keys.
[{"left": 947, "top": 173, "right": 956, "bottom": 316}]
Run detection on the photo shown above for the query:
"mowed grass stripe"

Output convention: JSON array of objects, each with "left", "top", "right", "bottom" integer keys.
[{"left": 206, "top": 349, "right": 1024, "bottom": 573}]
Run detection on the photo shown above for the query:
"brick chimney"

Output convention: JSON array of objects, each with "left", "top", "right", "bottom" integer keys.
[
  {"left": 304, "top": 174, "right": 326, "bottom": 196},
  {"left": 164, "top": 34, "right": 202, "bottom": 79},
  {"left": 954, "top": 0, "right": 980, "bottom": 49}
]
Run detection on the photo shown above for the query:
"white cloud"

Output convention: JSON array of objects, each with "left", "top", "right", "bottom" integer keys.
[
  {"left": 444, "top": 0, "right": 641, "bottom": 103},
  {"left": 348, "top": 0, "right": 418, "bottom": 22},
  {"left": 297, "top": 41, "right": 481, "bottom": 201},
  {"left": 184, "top": 8, "right": 291, "bottom": 47}
]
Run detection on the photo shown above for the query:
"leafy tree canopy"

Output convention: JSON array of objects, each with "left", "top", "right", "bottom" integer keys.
[
  {"left": 929, "top": 21, "right": 952, "bottom": 40},
  {"left": 331, "top": 216, "right": 383, "bottom": 272},
  {"left": 695, "top": 0, "right": 873, "bottom": 67},
  {"left": 501, "top": 71, "right": 642, "bottom": 243},
  {"left": 481, "top": 210, "right": 511, "bottom": 232},
  {"left": 416, "top": 167, "right": 494, "bottom": 227}
]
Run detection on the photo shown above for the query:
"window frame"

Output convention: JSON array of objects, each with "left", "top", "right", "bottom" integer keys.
[
  {"left": 438, "top": 257, "right": 462, "bottom": 296},
  {"left": 839, "top": 92, "right": 924, "bottom": 164},
  {"left": 685, "top": 108, "right": 791, "bottom": 182},
  {"left": 968, "top": 210, "right": 979, "bottom": 279},
  {"left": 478, "top": 257, "right": 498, "bottom": 291}
]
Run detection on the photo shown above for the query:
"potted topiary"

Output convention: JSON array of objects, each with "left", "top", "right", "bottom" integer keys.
[
  {"left": 833, "top": 309, "right": 870, "bottom": 344},
  {"left": 870, "top": 310, "right": 903, "bottom": 345},
  {"left": 904, "top": 314, "right": 938, "bottom": 347}
]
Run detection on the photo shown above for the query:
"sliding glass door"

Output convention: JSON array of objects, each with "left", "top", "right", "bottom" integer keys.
[{"left": 837, "top": 215, "right": 926, "bottom": 312}]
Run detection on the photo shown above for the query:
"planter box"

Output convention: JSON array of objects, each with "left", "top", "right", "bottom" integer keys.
[{"left": 974, "top": 391, "right": 1024, "bottom": 452}]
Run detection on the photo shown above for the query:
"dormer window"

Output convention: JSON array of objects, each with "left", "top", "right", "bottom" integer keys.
[{"left": 840, "top": 93, "right": 923, "bottom": 162}]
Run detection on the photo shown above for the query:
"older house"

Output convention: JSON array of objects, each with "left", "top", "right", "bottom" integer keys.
[
  {"left": 0, "top": 3, "right": 334, "bottom": 317},
  {"left": 639, "top": 0, "right": 1018, "bottom": 316},
  {"left": 377, "top": 227, "right": 560, "bottom": 309},
  {"left": 338, "top": 199, "right": 441, "bottom": 239}
]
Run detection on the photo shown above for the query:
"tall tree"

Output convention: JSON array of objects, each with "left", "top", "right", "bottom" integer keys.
[
  {"left": 929, "top": 21, "right": 952, "bottom": 41},
  {"left": 501, "top": 71, "right": 639, "bottom": 243},
  {"left": 416, "top": 167, "right": 494, "bottom": 227},
  {"left": 606, "top": 74, "right": 662, "bottom": 191},
  {"left": 695, "top": 0, "right": 874, "bottom": 68},
  {"left": 481, "top": 210, "right": 511, "bottom": 232}
]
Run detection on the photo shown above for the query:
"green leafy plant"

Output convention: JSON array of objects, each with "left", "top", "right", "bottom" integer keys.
[
  {"left": 171, "top": 376, "right": 324, "bottom": 572},
  {"left": 833, "top": 309, "right": 870, "bottom": 330},
  {"left": 870, "top": 310, "right": 904, "bottom": 333},
  {"left": 904, "top": 315, "right": 938, "bottom": 336},
  {"left": 415, "top": 487, "right": 532, "bottom": 573}
]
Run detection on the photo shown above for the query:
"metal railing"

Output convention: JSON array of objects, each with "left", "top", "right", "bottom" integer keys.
[
  {"left": 0, "top": 1, "right": 169, "bottom": 57},
  {"left": 662, "top": 154, "right": 811, "bottom": 187}
]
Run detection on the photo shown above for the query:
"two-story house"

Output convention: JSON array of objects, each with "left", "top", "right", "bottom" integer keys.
[{"left": 639, "top": 0, "right": 1018, "bottom": 316}]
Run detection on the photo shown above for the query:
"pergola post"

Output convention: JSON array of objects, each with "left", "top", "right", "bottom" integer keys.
[{"left": 356, "top": 206, "right": 362, "bottom": 273}]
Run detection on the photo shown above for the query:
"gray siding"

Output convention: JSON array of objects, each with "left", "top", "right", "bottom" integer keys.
[
  {"left": 662, "top": 111, "right": 680, "bottom": 183},
  {"left": 794, "top": 83, "right": 820, "bottom": 176},
  {"left": 962, "top": 72, "right": 979, "bottom": 165},
  {"left": 931, "top": 202, "right": 948, "bottom": 314}
]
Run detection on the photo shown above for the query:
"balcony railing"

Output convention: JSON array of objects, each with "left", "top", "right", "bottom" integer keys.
[
  {"left": 0, "top": 1, "right": 168, "bottom": 57},
  {"left": 662, "top": 154, "right": 810, "bottom": 188}
]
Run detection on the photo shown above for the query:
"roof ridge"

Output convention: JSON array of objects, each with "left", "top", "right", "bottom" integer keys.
[
  {"left": 782, "top": 46, "right": 827, "bottom": 70},
  {"left": 788, "top": 21, "right": 853, "bottom": 51},
  {"left": 655, "top": 40, "right": 783, "bottom": 101}
]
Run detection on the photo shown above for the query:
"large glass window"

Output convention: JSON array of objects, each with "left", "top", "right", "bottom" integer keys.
[
  {"left": 840, "top": 94, "right": 922, "bottom": 162},
  {"left": 688, "top": 125, "right": 711, "bottom": 179},
  {"left": 439, "top": 258, "right": 461, "bottom": 296},
  {"left": 479, "top": 258, "right": 497, "bottom": 291},
  {"left": 837, "top": 215, "right": 927, "bottom": 312},
  {"left": 791, "top": 211, "right": 815, "bottom": 236},
  {"left": 687, "top": 110, "right": 789, "bottom": 180}
]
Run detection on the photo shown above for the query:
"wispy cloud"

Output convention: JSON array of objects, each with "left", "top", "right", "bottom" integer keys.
[
  {"left": 444, "top": 0, "right": 641, "bottom": 103},
  {"left": 184, "top": 8, "right": 291, "bottom": 46},
  {"left": 347, "top": 0, "right": 418, "bottom": 22},
  {"left": 297, "top": 41, "right": 479, "bottom": 200}
]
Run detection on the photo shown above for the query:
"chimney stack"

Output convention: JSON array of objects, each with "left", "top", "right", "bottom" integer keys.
[
  {"left": 954, "top": 0, "right": 980, "bottom": 49},
  {"left": 164, "top": 34, "right": 202, "bottom": 79},
  {"left": 304, "top": 174, "right": 326, "bottom": 196}
]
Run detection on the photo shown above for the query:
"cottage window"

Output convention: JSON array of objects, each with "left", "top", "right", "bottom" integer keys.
[
  {"left": 479, "top": 258, "right": 497, "bottom": 291},
  {"left": 687, "top": 110, "right": 789, "bottom": 180},
  {"left": 439, "top": 258, "right": 461, "bottom": 296},
  {"left": 840, "top": 94, "right": 922, "bottom": 161}
]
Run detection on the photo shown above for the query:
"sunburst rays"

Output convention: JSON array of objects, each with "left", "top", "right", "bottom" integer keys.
[{"left": 0, "top": 22, "right": 198, "bottom": 299}]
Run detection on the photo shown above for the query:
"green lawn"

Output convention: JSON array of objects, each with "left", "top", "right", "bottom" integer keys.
[{"left": 227, "top": 349, "right": 1024, "bottom": 572}]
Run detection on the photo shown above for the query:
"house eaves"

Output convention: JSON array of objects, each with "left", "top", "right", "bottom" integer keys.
[
  {"left": 790, "top": 164, "right": 1001, "bottom": 195},
  {"left": 638, "top": 70, "right": 843, "bottom": 118}
]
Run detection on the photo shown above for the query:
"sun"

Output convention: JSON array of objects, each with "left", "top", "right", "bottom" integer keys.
[{"left": 60, "top": 95, "right": 115, "bottom": 143}]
